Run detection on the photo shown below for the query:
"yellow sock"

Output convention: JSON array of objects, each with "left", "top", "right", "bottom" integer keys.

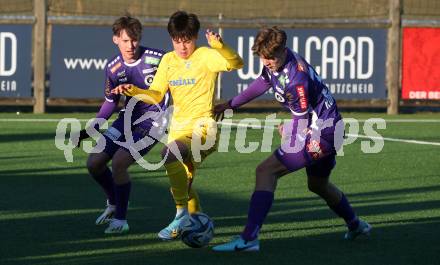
[
  {"left": 164, "top": 161, "right": 189, "bottom": 208},
  {"left": 185, "top": 162, "right": 202, "bottom": 213},
  {"left": 188, "top": 187, "right": 202, "bottom": 213}
]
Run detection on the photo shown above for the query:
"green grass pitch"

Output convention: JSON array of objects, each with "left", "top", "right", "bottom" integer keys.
[{"left": 0, "top": 112, "right": 439, "bottom": 265}]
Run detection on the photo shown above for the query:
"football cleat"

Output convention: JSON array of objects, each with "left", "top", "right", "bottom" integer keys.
[
  {"left": 212, "top": 236, "right": 260, "bottom": 252},
  {"left": 104, "top": 219, "right": 129, "bottom": 234},
  {"left": 158, "top": 212, "right": 190, "bottom": 240},
  {"left": 344, "top": 219, "right": 372, "bottom": 240},
  {"left": 95, "top": 201, "right": 116, "bottom": 225}
]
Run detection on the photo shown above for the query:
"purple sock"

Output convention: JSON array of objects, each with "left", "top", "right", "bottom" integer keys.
[
  {"left": 91, "top": 168, "right": 116, "bottom": 205},
  {"left": 329, "top": 193, "right": 359, "bottom": 230},
  {"left": 241, "top": 191, "right": 274, "bottom": 241},
  {"left": 114, "top": 182, "right": 131, "bottom": 220}
]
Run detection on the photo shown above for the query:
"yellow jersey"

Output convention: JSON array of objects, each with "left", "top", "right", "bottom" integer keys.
[{"left": 126, "top": 42, "right": 243, "bottom": 131}]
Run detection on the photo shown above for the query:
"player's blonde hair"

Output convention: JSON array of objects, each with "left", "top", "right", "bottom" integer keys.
[{"left": 252, "top": 27, "right": 287, "bottom": 59}]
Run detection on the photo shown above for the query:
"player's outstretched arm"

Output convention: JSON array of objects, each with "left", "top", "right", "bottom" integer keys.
[
  {"left": 71, "top": 100, "right": 117, "bottom": 148},
  {"left": 214, "top": 77, "right": 270, "bottom": 121},
  {"left": 111, "top": 84, "right": 164, "bottom": 105},
  {"left": 206, "top": 29, "right": 244, "bottom": 70}
]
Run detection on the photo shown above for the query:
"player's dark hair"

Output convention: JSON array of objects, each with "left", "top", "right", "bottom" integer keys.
[
  {"left": 252, "top": 27, "right": 287, "bottom": 59},
  {"left": 167, "top": 11, "right": 200, "bottom": 40},
  {"left": 112, "top": 15, "right": 142, "bottom": 41}
]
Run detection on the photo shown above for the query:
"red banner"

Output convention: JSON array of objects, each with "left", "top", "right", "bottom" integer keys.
[{"left": 402, "top": 28, "right": 440, "bottom": 100}]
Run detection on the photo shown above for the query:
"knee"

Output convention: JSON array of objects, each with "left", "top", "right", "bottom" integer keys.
[
  {"left": 87, "top": 156, "right": 103, "bottom": 176},
  {"left": 255, "top": 163, "right": 277, "bottom": 190},
  {"left": 256, "top": 163, "right": 267, "bottom": 177},
  {"left": 307, "top": 180, "right": 326, "bottom": 195},
  {"left": 111, "top": 157, "right": 129, "bottom": 175},
  {"left": 255, "top": 162, "right": 276, "bottom": 179}
]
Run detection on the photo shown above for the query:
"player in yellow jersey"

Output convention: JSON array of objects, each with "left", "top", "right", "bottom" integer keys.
[{"left": 112, "top": 11, "right": 243, "bottom": 240}]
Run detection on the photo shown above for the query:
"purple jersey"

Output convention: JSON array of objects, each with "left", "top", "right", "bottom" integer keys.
[
  {"left": 230, "top": 48, "right": 344, "bottom": 170},
  {"left": 259, "top": 48, "right": 341, "bottom": 123},
  {"left": 104, "top": 46, "right": 169, "bottom": 120},
  {"left": 230, "top": 48, "right": 341, "bottom": 133}
]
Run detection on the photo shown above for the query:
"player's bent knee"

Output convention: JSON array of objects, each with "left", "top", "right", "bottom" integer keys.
[
  {"left": 111, "top": 159, "right": 129, "bottom": 174},
  {"left": 111, "top": 152, "right": 134, "bottom": 174},
  {"left": 87, "top": 155, "right": 104, "bottom": 175},
  {"left": 307, "top": 179, "right": 327, "bottom": 195},
  {"left": 255, "top": 163, "right": 268, "bottom": 176},
  {"left": 255, "top": 163, "right": 278, "bottom": 178}
]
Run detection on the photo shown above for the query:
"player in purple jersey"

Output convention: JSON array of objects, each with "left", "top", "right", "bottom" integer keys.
[
  {"left": 213, "top": 27, "right": 371, "bottom": 251},
  {"left": 74, "top": 16, "right": 169, "bottom": 234}
]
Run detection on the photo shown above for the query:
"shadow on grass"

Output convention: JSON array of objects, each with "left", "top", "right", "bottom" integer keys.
[
  {"left": 1, "top": 138, "right": 439, "bottom": 265},
  {"left": 4, "top": 217, "right": 439, "bottom": 265},
  {"left": 0, "top": 155, "right": 41, "bottom": 160},
  {"left": 0, "top": 166, "right": 85, "bottom": 176},
  {"left": 0, "top": 132, "right": 56, "bottom": 143},
  {"left": 1, "top": 164, "right": 440, "bottom": 265}
]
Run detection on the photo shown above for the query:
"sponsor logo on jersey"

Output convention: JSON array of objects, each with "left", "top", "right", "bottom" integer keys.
[
  {"left": 117, "top": 70, "right": 126, "bottom": 77},
  {"left": 110, "top": 62, "right": 122, "bottom": 73},
  {"left": 118, "top": 77, "right": 128, "bottom": 83},
  {"left": 275, "top": 92, "right": 285, "bottom": 103},
  {"left": 274, "top": 85, "right": 284, "bottom": 94},
  {"left": 278, "top": 75, "right": 287, "bottom": 88},
  {"left": 144, "top": 74, "right": 154, "bottom": 86},
  {"left": 185, "top": 61, "right": 191, "bottom": 69},
  {"left": 145, "top": 56, "right": 160, "bottom": 65},
  {"left": 169, "top": 77, "right": 196, "bottom": 87},
  {"left": 306, "top": 140, "right": 323, "bottom": 160},
  {"left": 142, "top": 67, "right": 157, "bottom": 74},
  {"left": 296, "top": 85, "right": 308, "bottom": 111}
]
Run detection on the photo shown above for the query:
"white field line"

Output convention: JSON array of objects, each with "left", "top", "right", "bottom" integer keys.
[
  {"left": 0, "top": 118, "right": 439, "bottom": 146},
  {"left": 0, "top": 118, "right": 97, "bottom": 122},
  {"left": 218, "top": 121, "right": 440, "bottom": 147},
  {"left": 0, "top": 118, "right": 440, "bottom": 123},
  {"left": 366, "top": 119, "right": 440, "bottom": 123},
  {"left": 345, "top": 133, "right": 440, "bottom": 146}
]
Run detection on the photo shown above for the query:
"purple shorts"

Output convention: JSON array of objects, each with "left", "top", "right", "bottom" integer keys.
[
  {"left": 100, "top": 114, "right": 163, "bottom": 158},
  {"left": 274, "top": 133, "right": 336, "bottom": 178}
]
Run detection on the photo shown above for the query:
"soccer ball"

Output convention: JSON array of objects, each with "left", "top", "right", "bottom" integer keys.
[{"left": 181, "top": 212, "right": 214, "bottom": 248}]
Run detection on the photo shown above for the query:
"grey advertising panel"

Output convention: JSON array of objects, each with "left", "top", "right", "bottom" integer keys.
[
  {"left": 50, "top": 25, "right": 174, "bottom": 98},
  {"left": 0, "top": 25, "right": 32, "bottom": 98},
  {"left": 221, "top": 28, "right": 387, "bottom": 100}
]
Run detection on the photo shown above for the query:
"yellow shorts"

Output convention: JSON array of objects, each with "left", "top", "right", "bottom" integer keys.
[{"left": 167, "top": 117, "right": 218, "bottom": 171}]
